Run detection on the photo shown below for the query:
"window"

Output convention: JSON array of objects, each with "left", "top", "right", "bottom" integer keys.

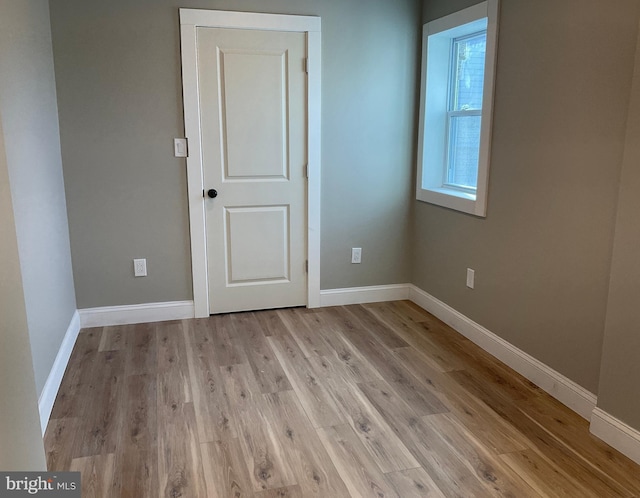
[{"left": 416, "top": 0, "right": 499, "bottom": 217}]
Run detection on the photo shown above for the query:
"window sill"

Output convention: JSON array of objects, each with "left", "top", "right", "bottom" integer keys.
[{"left": 416, "top": 186, "right": 486, "bottom": 217}]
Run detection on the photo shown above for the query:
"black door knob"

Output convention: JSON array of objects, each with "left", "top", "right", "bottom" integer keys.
[{"left": 207, "top": 189, "right": 218, "bottom": 198}]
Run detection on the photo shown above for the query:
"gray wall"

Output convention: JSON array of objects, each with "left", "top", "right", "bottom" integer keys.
[
  {"left": 597, "top": 20, "right": 640, "bottom": 429},
  {"left": 413, "top": 0, "right": 640, "bottom": 393},
  {"left": 49, "top": 0, "right": 420, "bottom": 309},
  {"left": 0, "top": 0, "right": 77, "bottom": 395},
  {"left": 0, "top": 114, "right": 47, "bottom": 471}
]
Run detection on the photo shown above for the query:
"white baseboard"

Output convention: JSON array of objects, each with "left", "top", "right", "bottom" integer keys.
[
  {"left": 319, "top": 284, "right": 410, "bottom": 307},
  {"left": 79, "top": 300, "right": 195, "bottom": 328},
  {"left": 38, "top": 310, "right": 81, "bottom": 435},
  {"left": 590, "top": 408, "right": 640, "bottom": 464},
  {"left": 407, "top": 285, "right": 597, "bottom": 420}
]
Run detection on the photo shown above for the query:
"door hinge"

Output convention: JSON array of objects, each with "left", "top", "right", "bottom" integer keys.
[
  {"left": 304, "top": 57, "right": 309, "bottom": 74},
  {"left": 305, "top": 260, "right": 308, "bottom": 273},
  {"left": 305, "top": 164, "right": 309, "bottom": 179}
]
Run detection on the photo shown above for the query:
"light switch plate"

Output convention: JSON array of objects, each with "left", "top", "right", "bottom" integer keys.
[
  {"left": 351, "top": 248, "right": 362, "bottom": 264},
  {"left": 466, "top": 268, "right": 475, "bottom": 289},
  {"left": 174, "top": 138, "right": 188, "bottom": 158}
]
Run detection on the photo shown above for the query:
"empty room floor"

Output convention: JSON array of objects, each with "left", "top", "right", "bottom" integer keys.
[{"left": 45, "top": 301, "right": 640, "bottom": 497}]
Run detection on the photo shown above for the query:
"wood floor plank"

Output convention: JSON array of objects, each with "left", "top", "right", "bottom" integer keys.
[
  {"left": 200, "top": 438, "right": 254, "bottom": 498},
  {"left": 45, "top": 417, "right": 80, "bottom": 470},
  {"left": 114, "top": 374, "right": 158, "bottom": 498},
  {"left": 125, "top": 322, "right": 157, "bottom": 376},
  {"left": 394, "top": 347, "right": 529, "bottom": 454},
  {"left": 426, "top": 325, "right": 544, "bottom": 402},
  {"left": 254, "top": 309, "right": 287, "bottom": 337},
  {"left": 517, "top": 396, "right": 640, "bottom": 495},
  {"left": 302, "top": 311, "right": 385, "bottom": 384},
  {"left": 72, "top": 350, "right": 126, "bottom": 458},
  {"left": 449, "top": 369, "right": 636, "bottom": 497},
  {"left": 232, "top": 312, "right": 293, "bottom": 394},
  {"left": 221, "top": 363, "right": 297, "bottom": 492},
  {"left": 356, "top": 379, "right": 489, "bottom": 498},
  {"left": 210, "top": 314, "right": 248, "bottom": 366},
  {"left": 388, "top": 300, "right": 432, "bottom": 323},
  {"left": 262, "top": 390, "right": 351, "bottom": 497},
  {"left": 344, "top": 304, "right": 410, "bottom": 350},
  {"left": 49, "top": 328, "right": 102, "bottom": 420},
  {"left": 267, "top": 331, "right": 346, "bottom": 428},
  {"left": 308, "top": 356, "right": 420, "bottom": 474},
  {"left": 183, "top": 318, "right": 237, "bottom": 443},
  {"left": 69, "top": 454, "right": 116, "bottom": 498},
  {"left": 407, "top": 419, "right": 498, "bottom": 498},
  {"left": 277, "top": 307, "right": 333, "bottom": 357},
  {"left": 385, "top": 468, "right": 446, "bottom": 498},
  {"left": 157, "top": 320, "right": 192, "bottom": 403},
  {"left": 328, "top": 307, "right": 448, "bottom": 416},
  {"left": 157, "top": 321, "right": 190, "bottom": 372},
  {"left": 422, "top": 413, "right": 538, "bottom": 497},
  {"left": 364, "top": 302, "right": 468, "bottom": 372},
  {"left": 254, "top": 485, "right": 304, "bottom": 498},
  {"left": 390, "top": 299, "right": 544, "bottom": 401},
  {"left": 98, "top": 325, "right": 127, "bottom": 352},
  {"left": 157, "top": 401, "right": 208, "bottom": 498},
  {"left": 316, "top": 425, "right": 399, "bottom": 498},
  {"left": 499, "top": 448, "right": 600, "bottom": 498}
]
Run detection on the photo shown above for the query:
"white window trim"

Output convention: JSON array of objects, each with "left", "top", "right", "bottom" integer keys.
[{"left": 416, "top": 0, "right": 499, "bottom": 217}]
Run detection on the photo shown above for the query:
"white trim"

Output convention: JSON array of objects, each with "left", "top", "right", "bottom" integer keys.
[
  {"left": 180, "top": 9, "right": 321, "bottom": 32},
  {"left": 408, "top": 285, "right": 597, "bottom": 419},
  {"left": 590, "top": 408, "right": 640, "bottom": 465},
  {"left": 78, "top": 301, "right": 195, "bottom": 328},
  {"left": 38, "top": 310, "right": 81, "bottom": 435},
  {"left": 319, "top": 284, "right": 411, "bottom": 307},
  {"left": 179, "top": 9, "right": 322, "bottom": 316}
]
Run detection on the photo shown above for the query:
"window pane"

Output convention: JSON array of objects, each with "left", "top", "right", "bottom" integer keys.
[
  {"left": 451, "top": 32, "right": 486, "bottom": 111},
  {"left": 447, "top": 114, "right": 481, "bottom": 188}
]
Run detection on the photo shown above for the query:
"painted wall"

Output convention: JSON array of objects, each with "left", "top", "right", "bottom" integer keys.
[
  {"left": 414, "top": 0, "right": 640, "bottom": 393},
  {"left": 0, "top": 0, "right": 77, "bottom": 395},
  {"left": 597, "top": 19, "right": 640, "bottom": 429},
  {"left": 0, "top": 115, "right": 47, "bottom": 470},
  {"left": 49, "top": 0, "right": 420, "bottom": 309}
]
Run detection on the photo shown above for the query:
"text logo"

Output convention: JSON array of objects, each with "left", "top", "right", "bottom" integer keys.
[{"left": 0, "top": 472, "right": 80, "bottom": 497}]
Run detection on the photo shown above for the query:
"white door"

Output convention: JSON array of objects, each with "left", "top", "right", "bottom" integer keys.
[{"left": 196, "top": 27, "right": 307, "bottom": 314}]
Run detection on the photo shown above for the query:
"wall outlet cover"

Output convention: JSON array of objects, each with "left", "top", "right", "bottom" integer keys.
[{"left": 134, "top": 258, "right": 147, "bottom": 277}]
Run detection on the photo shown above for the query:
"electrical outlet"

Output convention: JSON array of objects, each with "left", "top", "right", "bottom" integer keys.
[
  {"left": 466, "top": 268, "right": 475, "bottom": 289},
  {"left": 134, "top": 258, "right": 147, "bottom": 277},
  {"left": 351, "top": 248, "right": 362, "bottom": 264}
]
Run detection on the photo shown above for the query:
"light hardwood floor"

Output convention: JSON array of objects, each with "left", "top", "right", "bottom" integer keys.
[{"left": 45, "top": 301, "right": 640, "bottom": 497}]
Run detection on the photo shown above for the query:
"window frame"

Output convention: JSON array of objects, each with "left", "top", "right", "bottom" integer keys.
[{"left": 416, "top": 0, "right": 499, "bottom": 217}]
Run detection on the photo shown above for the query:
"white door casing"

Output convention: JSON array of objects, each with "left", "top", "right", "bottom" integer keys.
[{"left": 180, "top": 10, "right": 321, "bottom": 317}]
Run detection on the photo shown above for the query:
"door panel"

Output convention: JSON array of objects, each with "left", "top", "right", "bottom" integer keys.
[
  {"left": 225, "top": 205, "right": 289, "bottom": 284},
  {"left": 221, "top": 50, "right": 288, "bottom": 179},
  {"left": 197, "top": 27, "right": 307, "bottom": 314}
]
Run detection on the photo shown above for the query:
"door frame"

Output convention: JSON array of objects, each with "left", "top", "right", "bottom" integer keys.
[{"left": 179, "top": 9, "right": 322, "bottom": 318}]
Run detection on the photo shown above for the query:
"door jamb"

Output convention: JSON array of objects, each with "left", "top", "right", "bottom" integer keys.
[{"left": 179, "top": 9, "right": 322, "bottom": 317}]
